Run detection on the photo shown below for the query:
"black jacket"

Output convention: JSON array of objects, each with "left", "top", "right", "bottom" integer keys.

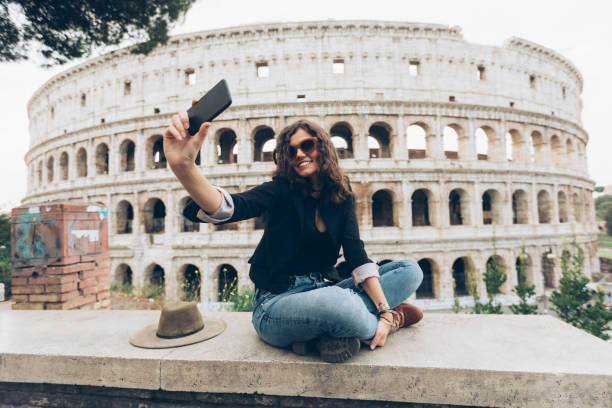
[{"left": 183, "top": 176, "right": 372, "bottom": 293}]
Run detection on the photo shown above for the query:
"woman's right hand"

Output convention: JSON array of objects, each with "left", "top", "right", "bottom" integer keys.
[{"left": 163, "top": 99, "right": 211, "bottom": 172}]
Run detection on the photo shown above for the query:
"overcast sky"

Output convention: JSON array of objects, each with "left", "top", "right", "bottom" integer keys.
[{"left": 1, "top": 0, "right": 610, "bottom": 210}]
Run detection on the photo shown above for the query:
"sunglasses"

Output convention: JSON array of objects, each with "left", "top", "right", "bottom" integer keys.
[{"left": 288, "top": 138, "right": 317, "bottom": 159}]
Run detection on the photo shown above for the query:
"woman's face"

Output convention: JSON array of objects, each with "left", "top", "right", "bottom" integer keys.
[{"left": 289, "top": 128, "right": 319, "bottom": 181}]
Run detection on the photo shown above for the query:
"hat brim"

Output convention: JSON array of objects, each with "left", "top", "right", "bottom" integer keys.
[{"left": 129, "top": 318, "right": 226, "bottom": 349}]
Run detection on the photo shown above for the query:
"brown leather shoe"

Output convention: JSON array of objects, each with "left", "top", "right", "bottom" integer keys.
[{"left": 392, "top": 303, "right": 423, "bottom": 328}]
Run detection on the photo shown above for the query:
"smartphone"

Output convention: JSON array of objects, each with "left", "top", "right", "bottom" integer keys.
[{"left": 186, "top": 79, "right": 232, "bottom": 136}]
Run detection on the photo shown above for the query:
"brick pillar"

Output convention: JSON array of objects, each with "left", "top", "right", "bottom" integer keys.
[{"left": 10, "top": 203, "right": 110, "bottom": 310}]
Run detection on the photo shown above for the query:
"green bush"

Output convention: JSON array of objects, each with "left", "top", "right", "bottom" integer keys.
[
  {"left": 143, "top": 284, "right": 164, "bottom": 299},
  {"left": 229, "top": 287, "right": 255, "bottom": 312},
  {"left": 0, "top": 214, "right": 11, "bottom": 297},
  {"left": 605, "top": 207, "right": 612, "bottom": 237},
  {"left": 595, "top": 195, "right": 612, "bottom": 221}
]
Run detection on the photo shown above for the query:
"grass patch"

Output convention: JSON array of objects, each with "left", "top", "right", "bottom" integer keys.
[
  {"left": 598, "top": 233, "right": 612, "bottom": 248},
  {"left": 598, "top": 248, "right": 612, "bottom": 259}
]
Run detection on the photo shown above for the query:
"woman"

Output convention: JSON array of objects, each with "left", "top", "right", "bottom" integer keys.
[{"left": 164, "top": 107, "right": 424, "bottom": 363}]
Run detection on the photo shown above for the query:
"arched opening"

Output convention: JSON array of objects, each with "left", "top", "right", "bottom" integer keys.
[
  {"left": 178, "top": 197, "right": 200, "bottom": 232},
  {"left": 537, "top": 190, "right": 552, "bottom": 224},
  {"left": 217, "top": 129, "right": 238, "bottom": 164},
  {"left": 550, "top": 135, "right": 562, "bottom": 166},
  {"left": 411, "top": 189, "right": 431, "bottom": 226},
  {"left": 515, "top": 253, "right": 533, "bottom": 286},
  {"left": 449, "top": 189, "right": 470, "bottom": 225},
  {"left": 475, "top": 127, "right": 488, "bottom": 160},
  {"left": 116, "top": 200, "right": 133, "bottom": 234},
  {"left": 368, "top": 123, "right": 391, "bottom": 158},
  {"left": 148, "top": 135, "right": 166, "bottom": 169},
  {"left": 407, "top": 124, "right": 427, "bottom": 159},
  {"left": 541, "top": 252, "right": 555, "bottom": 289},
  {"left": 372, "top": 190, "right": 394, "bottom": 227},
  {"left": 482, "top": 189, "right": 502, "bottom": 225},
  {"left": 416, "top": 258, "right": 435, "bottom": 299},
  {"left": 180, "top": 264, "right": 201, "bottom": 301},
  {"left": 557, "top": 191, "right": 568, "bottom": 223},
  {"left": 76, "top": 147, "right": 87, "bottom": 177},
  {"left": 46, "top": 156, "right": 54, "bottom": 182},
  {"left": 530, "top": 131, "right": 544, "bottom": 164},
  {"left": 443, "top": 126, "right": 459, "bottom": 159},
  {"left": 508, "top": 129, "right": 523, "bottom": 163},
  {"left": 486, "top": 255, "right": 506, "bottom": 294},
  {"left": 253, "top": 127, "right": 275, "bottom": 162},
  {"left": 144, "top": 198, "right": 165, "bottom": 234},
  {"left": 573, "top": 192, "right": 583, "bottom": 223},
  {"left": 330, "top": 122, "right": 354, "bottom": 159},
  {"left": 95, "top": 143, "right": 109, "bottom": 175},
  {"left": 59, "top": 152, "right": 69, "bottom": 180},
  {"left": 452, "top": 257, "right": 471, "bottom": 296},
  {"left": 145, "top": 263, "right": 165, "bottom": 296},
  {"left": 114, "top": 264, "right": 133, "bottom": 285},
  {"left": 512, "top": 190, "right": 529, "bottom": 224},
  {"left": 368, "top": 136, "right": 380, "bottom": 158},
  {"left": 505, "top": 132, "right": 513, "bottom": 161},
  {"left": 36, "top": 161, "right": 42, "bottom": 185},
  {"left": 217, "top": 264, "right": 238, "bottom": 302},
  {"left": 120, "top": 139, "right": 135, "bottom": 172},
  {"left": 566, "top": 139, "right": 575, "bottom": 165}
]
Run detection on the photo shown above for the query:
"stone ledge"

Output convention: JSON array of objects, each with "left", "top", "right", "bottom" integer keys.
[{"left": 0, "top": 311, "right": 610, "bottom": 408}]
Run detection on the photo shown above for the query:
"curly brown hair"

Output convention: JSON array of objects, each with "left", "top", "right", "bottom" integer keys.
[{"left": 272, "top": 120, "right": 352, "bottom": 204}]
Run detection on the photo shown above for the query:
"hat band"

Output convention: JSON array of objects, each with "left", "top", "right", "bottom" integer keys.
[{"left": 156, "top": 323, "right": 205, "bottom": 339}]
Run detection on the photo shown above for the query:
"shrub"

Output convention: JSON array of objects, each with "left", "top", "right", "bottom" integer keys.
[{"left": 605, "top": 207, "right": 612, "bottom": 236}]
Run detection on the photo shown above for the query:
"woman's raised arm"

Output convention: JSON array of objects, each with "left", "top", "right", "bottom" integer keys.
[{"left": 163, "top": 99, "right": 222, "bottom": 214}]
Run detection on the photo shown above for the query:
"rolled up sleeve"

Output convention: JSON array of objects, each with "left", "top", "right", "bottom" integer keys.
[
  {"left": 351, "top": 262, "right": 380, "bottom": 286},
  {"left": 195, "top": 186, "right": 234, "bottom": 223}
]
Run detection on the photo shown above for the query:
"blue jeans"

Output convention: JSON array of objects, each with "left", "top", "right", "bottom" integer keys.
[{"left": 251, "top": 259, "right": 423, "bottom": 348}]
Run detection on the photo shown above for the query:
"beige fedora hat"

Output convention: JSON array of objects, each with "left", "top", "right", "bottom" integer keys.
[{"left": 130, "top": 301, "right": 226, "bottom": 349}]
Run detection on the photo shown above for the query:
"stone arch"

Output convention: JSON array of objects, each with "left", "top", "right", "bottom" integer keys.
[
  {"left": 515, "top": 253, "right": 534, "bottom": 286},
  {"left": 565, "top": 138, "right": 575, "bottom": 166},
  {"left": 368, "top": 122, "right": 391, "bottom": 158},
  {"left": 475, "top": 127, "right": 488, "bottom": 160},
  {"left": 482, "top": 189, "right": 503, "bottom": 225},
  {"left": 572, "top": 192, "right": 583, "bottom": 223},
  {"left": 407, "top": 123, "right": 427, "bottom": 159},
  {"left": 550, "top": 135, "right": 563, "bottom": 166},
  {"left": 179, "top": 264, "right": 201, "bottom": 301},
  {"left": 59, "top": 151, "right": 69, "bottom": 180},
  {"left": 145, "top": 263, "right": 165, "bottom": 289},
  {"left": 143, "top": 198, "right": 166, "bottom": 234},
  {"left": 216, "top": 128, "right": 238, "bottom": 164},
  {"left": 512, "top": 189, "right": 529, "bottom": 224},
  {"left": 411, "top": 189, "right": 434, "bottom": 226},
  {"left": 178, "top": 196, "right": 199, "bottom": 232},
  {"left": 537, "top": 190, "right": 552, "bottom": 224},
  {"left": 367, "top": 136, "right": 380, "bottom": 159},
  {"left": 416, "top": 258, "right": 439, "bottom": 299},
  {"left": 557, "top": 191, "right": 568, "bottom": 223},
  {"left": 485, "top": 255, "right": 506, "bottom": 294},
  {"left": 443, "top": 125, "right": 460, "bottom": 159},
  {"left": 475, "top": 126, "right": 499, "bottom": 161},
  {"left": 120, "top": 139, "right": 135, "bottom": 172},
  {"left": 76, "top": 147, "right": 87, "bottom": 177},
  {"left": 530, "top": 131, "right": 544, "bottom": 164},
  {"left": 95, "top": 143, "right": 109, "bottom": 175},
  {"left": 541, "top": 252, "right": 555, "bottom": 289},
  {"left": 372, "top": 189, "right": 395, "bottom": 227},
  {"left": 452, "top": 257, "right": 473, "bottom": 296},
  {"left": 253, "top": 126, "right": 275, "bottom": 162},
  {"left": 330, "top": 122, "right": 354, "bottom": 159},
  {"left": 114, "top": 263, "right": 133, "bottom": 285},
  {"left": 217, "top": 264, "right": 238, "bottom": 302},
  {"left": 116, "top": 200, "right": 133, "bottom": 234},
  {"left": 449, "top": 188, "right": 470, "bottom": 226},
  {"left": 147, "top": 135, "right": 166, "bottom": 169},
  {"left": 507, "top": 129, "right": 524, "bottom": 162},
  {"left": 46, "top": 156, "right": 54, "bottom": 182},
  {"left": 36, "top": 160, "right": 42, "bottom": 185}
]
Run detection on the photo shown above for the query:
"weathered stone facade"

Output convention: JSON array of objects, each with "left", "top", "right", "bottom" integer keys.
[{"left": 23, "top": 21, "right": 599, "bottom": 303}]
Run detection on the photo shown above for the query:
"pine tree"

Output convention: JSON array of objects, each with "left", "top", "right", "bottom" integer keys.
[
  {"left": 509, "top": 241, "right": 538, "bottom": 315},
  {"left": 579, "top": 287, "right": 612, "bottom": 341},
  {"left": 481, "top": 222, "right": 506, "bottom": 314},
  {"left": 550, "top": 236, "right": 591, "bottom": 327}
]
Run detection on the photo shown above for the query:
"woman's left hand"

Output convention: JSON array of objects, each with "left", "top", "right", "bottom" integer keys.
[{"left": 364, "top": 318, "right": 392, "bottom": 350}]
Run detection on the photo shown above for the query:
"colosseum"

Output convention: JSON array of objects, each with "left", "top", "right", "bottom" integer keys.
[{"left": 23, "top": 20, "right": 599, "bottom": 307}]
